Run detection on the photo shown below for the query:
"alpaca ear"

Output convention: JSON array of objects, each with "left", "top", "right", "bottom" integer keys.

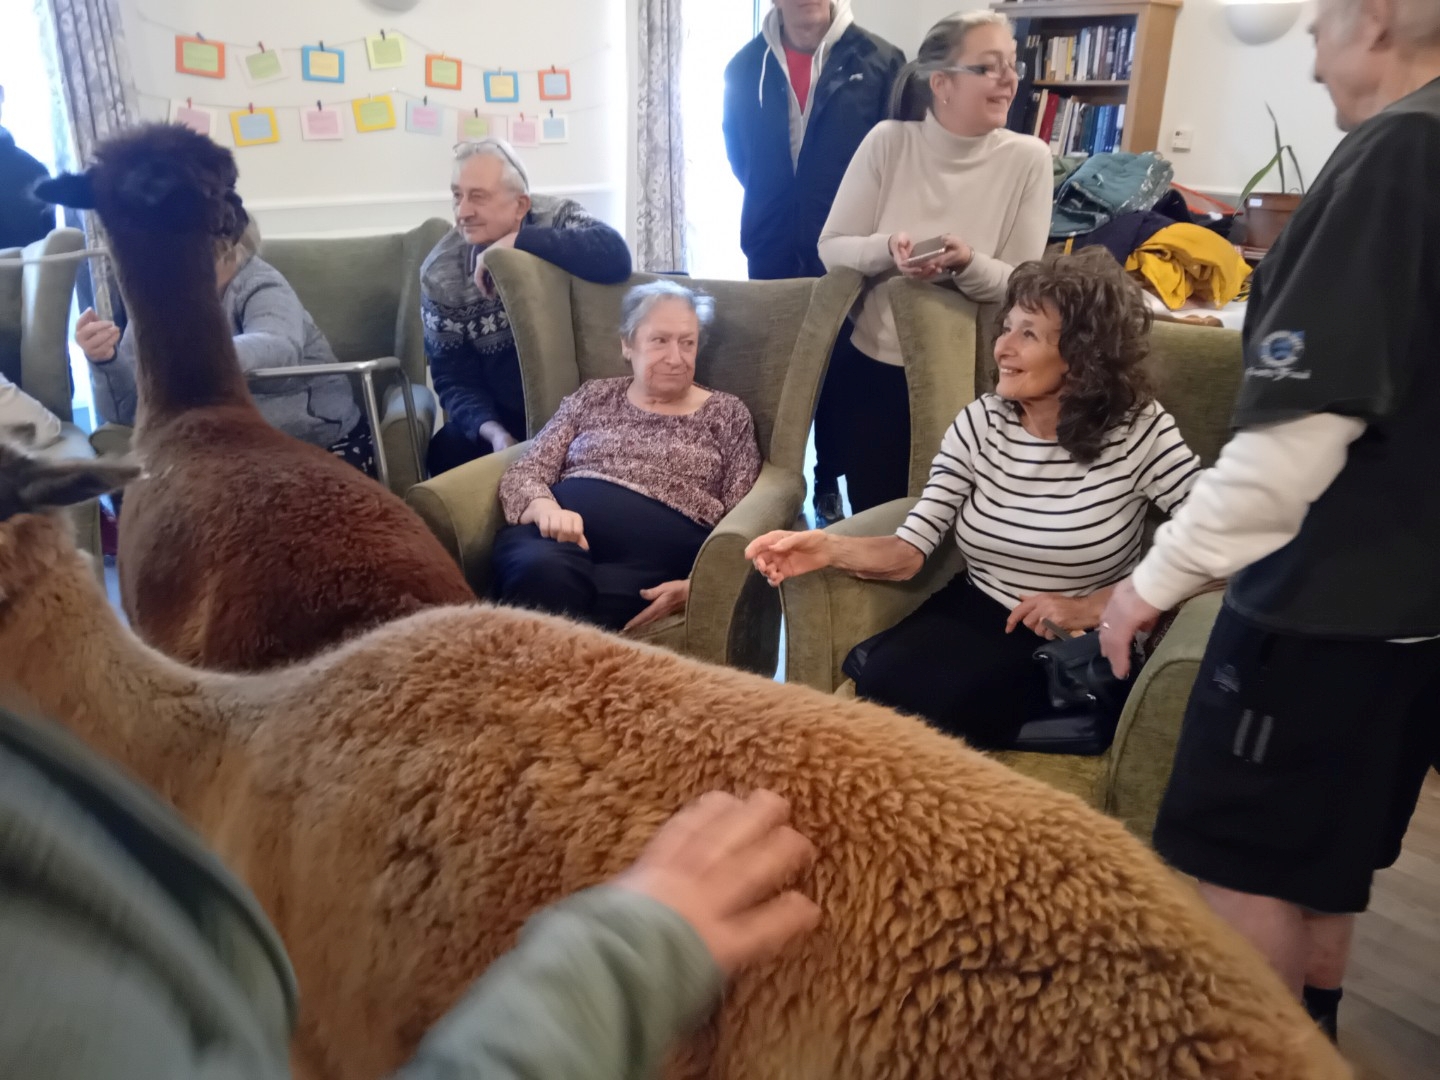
[
  {"left": 17, "top": 457, "right": 142, "bottom": 512},
  {"left": 32, "top": 172, "right": 96, "bottom": 210}
]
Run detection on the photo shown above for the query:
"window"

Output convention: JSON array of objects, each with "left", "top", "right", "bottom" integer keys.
[{"left": 679, "top": 0, "right": 761, "bottom": 279}]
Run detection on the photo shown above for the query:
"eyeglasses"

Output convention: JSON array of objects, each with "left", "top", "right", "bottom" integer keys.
[{"left": 942, "top": 60, "right": 1027, "bottom": 82}]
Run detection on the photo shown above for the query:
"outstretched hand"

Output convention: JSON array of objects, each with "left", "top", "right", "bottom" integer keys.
[
  {"left": 1097, "top": 578, "right": 1162, "bottom": 679},
  {"left": 745, "top": 530, "right": 833, "bottom": 586},
  {"left": 616, "top": 791, "right": 819, "bottom": 977}
]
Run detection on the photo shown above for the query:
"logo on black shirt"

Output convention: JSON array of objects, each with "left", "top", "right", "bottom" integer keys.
[{"left": 1248, "top": 331, "right": 1311, "bottom": 381}]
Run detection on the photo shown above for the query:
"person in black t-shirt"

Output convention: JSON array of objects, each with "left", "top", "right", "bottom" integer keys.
[{"left": 1097, "top": 0, "right": 1440, "bottom": 1042}]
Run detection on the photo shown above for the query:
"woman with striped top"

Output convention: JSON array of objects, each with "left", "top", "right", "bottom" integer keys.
[{"left": 748, "top": 250, "right": 1203, "bottom": 748}]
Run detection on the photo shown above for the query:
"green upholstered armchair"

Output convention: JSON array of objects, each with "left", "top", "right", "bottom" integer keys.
[
  {"left": 90, "top": 219, "right": 449, "bottom": 495},
  {"left": 406, "top": 248, "right": 863, "bottom": 675},
  {"left": 781, "top": 300, "right": 1244, "bottom": 840},
  {"left": 0, "top": 228, "right": 101, "bottom": 564}
]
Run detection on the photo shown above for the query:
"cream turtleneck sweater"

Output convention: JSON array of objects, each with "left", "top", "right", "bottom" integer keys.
[{"left": 818, "top": 113, "right": 1052, "bottom": 366}]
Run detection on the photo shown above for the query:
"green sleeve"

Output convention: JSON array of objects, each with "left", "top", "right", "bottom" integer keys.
[{"left": 391, "top": 886, "right": 721, "bottom": 1080}]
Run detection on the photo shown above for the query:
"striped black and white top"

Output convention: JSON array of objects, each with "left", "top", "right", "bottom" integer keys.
[{"left": 897, "top": 395, "right": 1203, "bottom": 610}]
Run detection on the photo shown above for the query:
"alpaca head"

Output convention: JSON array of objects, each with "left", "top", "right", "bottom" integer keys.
[
  {"left": 0, "top": 432, "right": 139, "bottom": 609},
  {"left": 34, "top": 123, "right": 248, "bottom": 247}
]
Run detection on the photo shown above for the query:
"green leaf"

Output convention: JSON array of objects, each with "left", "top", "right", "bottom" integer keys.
[
  {"left": 1284, "top": 145, "right": 1307, "bottom": 194},
  {"left": 1266, "top": 104, "right": 1288, "bottom": 193},
  {"left": 1238, "top": 148, "right": 1283, "bottom": 208}
]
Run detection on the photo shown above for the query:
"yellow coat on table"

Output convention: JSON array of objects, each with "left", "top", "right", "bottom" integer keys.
[{"left": 1126, "top": 222, "right": 1251, "bottom": 309}]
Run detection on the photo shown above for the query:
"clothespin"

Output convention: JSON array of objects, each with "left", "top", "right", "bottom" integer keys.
[
  {"left": 473, "top": 107, "right": 479, "bottom": 117},
  {"left": 551, "top": 64, "right": 557, "bottom": 73},
  {"left": 423, "top": 95, "right": 429, "bottom": 106},
  {"left": 319, "top": 40, "right": 326, "bottom": 52},
  {"left": 549, "top": 109, "right": 554, "bottom": 118},
  {"left": 196, "top": 31, "right": 205, "bottom": 41},
  {"left": 380, "top": 29, "right": 386, "bottom": 39},
  {"left": 248, "top": 102, "right": 255, "bottom": 114},
  {"left": 316, "top": 100, "right": 323, "bottom": 111},
  {"left": 258, "top": 41, "right": 265, "bottom": 53},
  {"left": 187, "top": 97, "right": 192, "bottom": 109}
]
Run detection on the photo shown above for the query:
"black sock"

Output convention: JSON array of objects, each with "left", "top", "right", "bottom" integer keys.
[{"left": 1303, "top": 985, "right": 1342, "bottom": 1042}]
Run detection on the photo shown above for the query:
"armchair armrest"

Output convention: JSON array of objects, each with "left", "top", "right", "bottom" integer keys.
[
  {"left": 685, "top": 463, "right": 806, "bottom": 674},
  {"left": 405, "top": 443, "right": 530, "bottom": 595},
  {"left": 89, "top": 422, "right": 134, "bottom": 459},
  {"left": 246, "top": 355, "right": 407, "bottom": 381},
  {"left": 1105, "top": 589, "right": 1224, "bottom": 839},
  {"left": 780, "top": 498, "right": 965, "bottom": 692}
]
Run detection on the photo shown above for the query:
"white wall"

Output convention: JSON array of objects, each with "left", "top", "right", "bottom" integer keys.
[
  {"left": 118, "top": 0, "right": 628, "bottom": 236},
  {"left": 1156, "top": 0, "right": 1341, "bottom": 196}
]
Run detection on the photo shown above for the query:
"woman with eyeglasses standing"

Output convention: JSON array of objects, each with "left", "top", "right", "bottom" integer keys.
[{"left": 817, "top": 12, "right": 1052, "bottom": 514}]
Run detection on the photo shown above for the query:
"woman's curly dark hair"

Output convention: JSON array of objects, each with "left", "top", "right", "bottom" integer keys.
[{"left": 998, "top": 247, "right": 1154, "bottom": 464}]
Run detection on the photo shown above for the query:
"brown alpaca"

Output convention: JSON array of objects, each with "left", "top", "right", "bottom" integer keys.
[
  {"left": 0, "top": 449, "right": 1352, "bottom": 1080},
  {"left": 34, "top": 126, "right": 472, "bottom": 671}
]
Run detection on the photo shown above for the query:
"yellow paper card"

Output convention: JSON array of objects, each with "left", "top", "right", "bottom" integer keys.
[
  {"left": 352, "top": 96, "right": 397, "bottom": 133},
  {"left": 366, "top": 34, "right": 406, "bottom": 70},
  {"left": 230, "top": 108, "right": 280, "bottom": 147},
  {"left": 307, "top": 50, "right": 342, "bottom": 80}
]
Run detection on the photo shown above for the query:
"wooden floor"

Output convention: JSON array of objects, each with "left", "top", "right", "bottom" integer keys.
[{"left": 1343, "top": 772, "right": 1440, "bottom": 1079}]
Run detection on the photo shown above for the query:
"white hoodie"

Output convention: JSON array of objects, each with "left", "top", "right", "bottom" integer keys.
[{"left": 760, "top": 0, "right": 855, "bottom": 168}]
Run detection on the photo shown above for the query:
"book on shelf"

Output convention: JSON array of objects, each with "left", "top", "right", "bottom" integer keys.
[
  {"left": 1025, "top": 23, "right": 1135, "bottom": 83},
  {"left": 1031, "top": 94, "right": 1126, "bottom": 157}
]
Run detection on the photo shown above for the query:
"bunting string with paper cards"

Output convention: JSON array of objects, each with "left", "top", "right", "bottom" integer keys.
[
  {"left": 302, "top": 44, "right": 345, "bottom": 83},
  {"left": 301, "top": 103, "right": 345, "bottom": 141},
  {"left": 170, "top": 99, "right": 219, "bottom": 138},
  {"left": 175, "top": 34, "right": 225, "bottom": 78},
  {"left": 366, "top": 31, "right": 407, "bottom": 70},
  {"left": 243, "top": 45, "right": 286, "bottom": 84},
  {"left": 230, "top": 106, "right": 280, "bottom": 147},
  {"left": 353, "top": 95, "right": 398, "bottom": 133}
]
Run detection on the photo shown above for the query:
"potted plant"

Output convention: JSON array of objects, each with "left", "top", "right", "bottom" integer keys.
[{"left": 1234, "top": 104, "right": 1307, "bottom": 252}]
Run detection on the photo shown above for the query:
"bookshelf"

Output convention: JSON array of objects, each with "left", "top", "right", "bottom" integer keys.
[{"left": 992, "top": 0, "right": 1181, "bottom": 156}]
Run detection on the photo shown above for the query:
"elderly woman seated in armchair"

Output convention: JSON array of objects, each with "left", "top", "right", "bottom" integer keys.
[
  {"left": 494, "top": 280, "right": 761, "bottom": 632},
  {"left": 748, "top": 250, "right": 1205, "bottom": 749}
]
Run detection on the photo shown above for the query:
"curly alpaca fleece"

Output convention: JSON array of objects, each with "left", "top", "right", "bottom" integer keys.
[{"left": 0, "top": 502, "right": 1351, "bottom": 1080}]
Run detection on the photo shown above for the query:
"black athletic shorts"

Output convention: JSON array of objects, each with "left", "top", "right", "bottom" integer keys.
[{"left": 1153, "top": 605, "right": 1440, "bottom": 915}]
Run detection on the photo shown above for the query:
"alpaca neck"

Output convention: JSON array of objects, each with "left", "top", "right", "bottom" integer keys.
[
  {"left": 105, "top": 224, "right": 255, "bottom": 423},
  {"left": 2, "top": 547, "right": 239, "bottom": 816}
]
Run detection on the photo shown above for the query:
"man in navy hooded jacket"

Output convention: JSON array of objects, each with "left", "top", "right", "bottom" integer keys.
[{"left": 723, "top": 0, "right": 903, "bottom": 523}]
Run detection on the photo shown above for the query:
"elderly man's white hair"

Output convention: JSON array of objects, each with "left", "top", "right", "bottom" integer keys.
[
  {"left": 1325, "top": 0, "right": 1440, "bottom": 43},
  {"left": 453, "top": 138, "right": 531, "bottom": 195}
]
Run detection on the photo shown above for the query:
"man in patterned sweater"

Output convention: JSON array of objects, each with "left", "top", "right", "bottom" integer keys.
[{"left": 421, "top": 139, "right": 632, "bottom": 475}]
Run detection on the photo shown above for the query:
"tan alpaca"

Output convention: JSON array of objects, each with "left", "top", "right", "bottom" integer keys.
[
  {"left": 34, "top": 125, "right": 473, "bottom": 672},
  {"left": 0, "top": 447, "right": 1351, "bottom": 1080}
]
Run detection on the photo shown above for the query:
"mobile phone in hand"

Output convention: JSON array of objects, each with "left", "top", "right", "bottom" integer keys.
[{"left": 902, "top": 236, "right": 946, "bottom": 267}]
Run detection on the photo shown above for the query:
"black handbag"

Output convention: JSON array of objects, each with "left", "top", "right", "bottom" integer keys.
[{"left": 1009, "top": 626, "right": 1137, "bottom": 756}]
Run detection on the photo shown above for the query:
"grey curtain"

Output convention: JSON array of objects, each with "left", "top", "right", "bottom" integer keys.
[
  {"left": 634, "top": 0, "right": 687, "bottom": 273},
  {"left": 36, "top": 0, "right": 137, "bottom": 318}
]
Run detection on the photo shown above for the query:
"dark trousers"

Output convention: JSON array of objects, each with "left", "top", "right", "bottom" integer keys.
[
  {"left": 854, "top": 576, "right": 1050, "bottom": 748},
  {"left": 812, "top": 326, "right": 854, "bottom": 494},
  {"left": 829, "top": 336, "right": 911, "bottom": 514},
  {"left": 427, "top": 423, "right": 492, "bottom": 477},
  {"left": 492, "top": 478, "right": 711, "bottom": 631}
]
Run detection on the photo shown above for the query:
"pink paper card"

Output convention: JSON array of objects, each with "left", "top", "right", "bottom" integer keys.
[
  {"left": 509, "top": 116, "right": 538, "bottom": 147},
  {"left": 300, "top": 105, "right": 345, "bottom": 141},
  {"left": 405, "top": 100, "right": 443, "bottom": 136},
  {"left": 169, "top": 100, "right": 217, "bottom": 138}
]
